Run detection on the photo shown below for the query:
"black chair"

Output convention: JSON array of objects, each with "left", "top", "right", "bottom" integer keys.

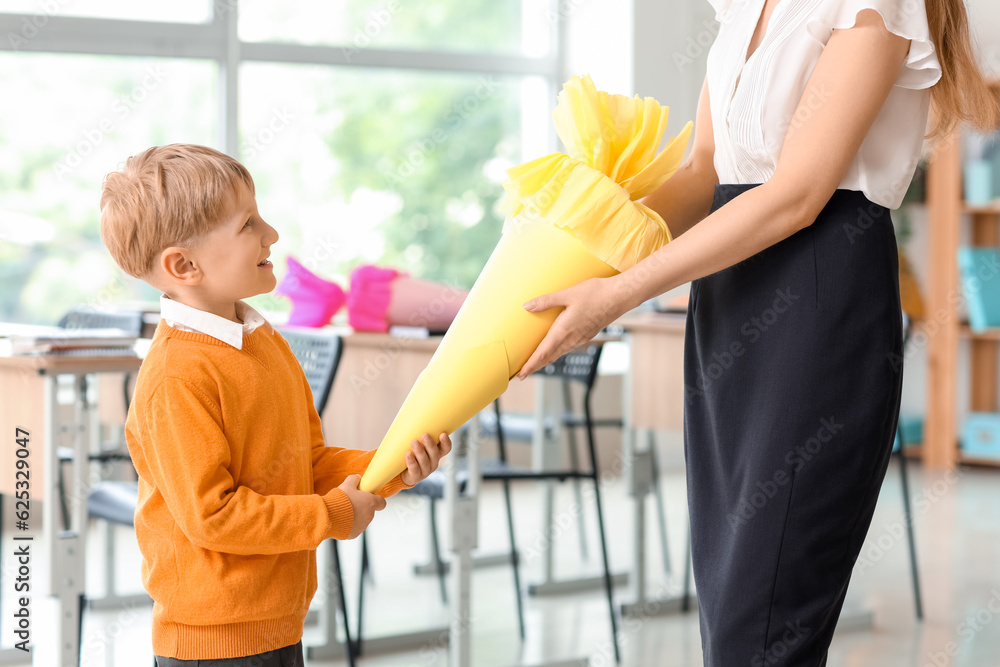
[
  {"left": 277, "top": 326, "right": 357, "bottom": 665},
  {"left": 893, "top": 313, "right": 923, "bottom": 620},
  {"left": 399, "top": 342, "right": 623, "bottom": 663}
]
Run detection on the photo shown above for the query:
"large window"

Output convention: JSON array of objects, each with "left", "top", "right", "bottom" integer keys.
[
  {"left": 0, "top": 1, "right": 560, "bottom": 324},
  {"left": 0, "top": 52, "right": 216, "bottom": 323}
]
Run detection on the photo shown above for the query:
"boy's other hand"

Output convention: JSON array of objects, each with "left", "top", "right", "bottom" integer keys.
[
  {"left": 338, "top": 474, "right": 387, "bottom": 539},
  {"left": 400, "top": 432, "right": 453, "bottom": 487}
]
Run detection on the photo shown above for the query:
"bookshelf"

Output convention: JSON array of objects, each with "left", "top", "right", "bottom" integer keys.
[{"left": 923, "top": 81, "right": 1000, "bottom": 468}]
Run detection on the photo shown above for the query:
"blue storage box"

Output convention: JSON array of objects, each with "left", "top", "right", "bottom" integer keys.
[
  {"left": 961, "top": 412, "right": 1000, "bottom": 461},
  {"left": 892, "top": 414, "right": 924, "bottom": 452},
  {"left": 957, "top": 247, "right": 1000, "bottom": 333}
]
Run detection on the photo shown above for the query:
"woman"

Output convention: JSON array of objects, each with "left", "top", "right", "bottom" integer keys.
[{"left": 516, "top": 0, "right": 999, "bottom": 664}]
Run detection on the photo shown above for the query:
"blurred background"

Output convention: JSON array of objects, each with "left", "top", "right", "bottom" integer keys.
[{"left": 3, "top": 2, "right": 1000, "bottom": 666}]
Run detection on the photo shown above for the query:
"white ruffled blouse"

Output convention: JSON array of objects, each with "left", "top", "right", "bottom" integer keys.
[{"left": 705, "top": 0, "right": 943, "bottom": 209}]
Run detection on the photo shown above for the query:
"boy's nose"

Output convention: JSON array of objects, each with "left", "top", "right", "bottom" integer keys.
[{"left": 263, "top": 221, "right": 279, "bottom": 245}]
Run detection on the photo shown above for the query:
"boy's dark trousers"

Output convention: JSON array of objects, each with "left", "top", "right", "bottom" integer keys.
[{"left": 154, "top": 641, "right": 303, "bottom": 667}]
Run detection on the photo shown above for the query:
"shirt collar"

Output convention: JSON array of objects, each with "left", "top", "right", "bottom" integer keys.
[{"left": 159, "top": 294, "right": 274, "bottom": 350}]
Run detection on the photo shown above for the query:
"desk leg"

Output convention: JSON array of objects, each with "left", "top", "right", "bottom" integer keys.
[
  {"left": 530, "top": 378, "right": 555, "bottom": 586},
  {"left": 448, "top": 420, "right": 479, "bottom": 667}
]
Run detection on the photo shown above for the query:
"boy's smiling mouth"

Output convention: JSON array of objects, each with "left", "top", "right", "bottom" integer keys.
[{"left": 257, "top": 256, "right": 272, "bottom": 268}]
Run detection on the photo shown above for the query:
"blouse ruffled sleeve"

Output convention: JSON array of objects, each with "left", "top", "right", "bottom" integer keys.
[
  {"left": 805, "top": 0, "right": 942, "bottom": 90},
  {"left": 706, "top": 0, "right": 737, "bottom": 23}
]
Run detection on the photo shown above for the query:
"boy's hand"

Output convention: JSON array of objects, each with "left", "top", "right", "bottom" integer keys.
[
  {"left": 400, "top": 432, "right": 453, "bottom": 487},
  {"left": 337, "top": 474, "right": 387, "bottom": 539}
]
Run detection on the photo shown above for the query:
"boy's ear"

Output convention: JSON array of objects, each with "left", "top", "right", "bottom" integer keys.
[{"left": 159, "top": 246, "right": 203, "bottom": 286}]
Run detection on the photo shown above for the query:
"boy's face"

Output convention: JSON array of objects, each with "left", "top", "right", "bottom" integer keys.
[{"left": 186, "top": 180, "right": 279, "bottom": 310}]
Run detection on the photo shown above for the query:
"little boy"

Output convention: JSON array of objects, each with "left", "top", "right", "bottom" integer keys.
[{"left": 100, "top": 144, "right": 451, "bottom": 666}]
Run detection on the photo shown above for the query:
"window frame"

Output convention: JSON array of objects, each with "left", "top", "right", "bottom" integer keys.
[{"left": 0, "top": 1, "right": 566, "bottom": 156}]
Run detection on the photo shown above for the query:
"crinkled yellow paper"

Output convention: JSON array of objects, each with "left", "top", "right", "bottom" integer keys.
[
  {"left": 502, "top": 74, "right": 693, "bottom": 271},
  {"left": 359, "top": 75, "right": 692, "bottom": 493}
]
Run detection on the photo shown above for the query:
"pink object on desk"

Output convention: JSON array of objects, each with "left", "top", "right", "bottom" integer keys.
[
  {"left": 274, "top": 256, "right": 346, "bottom": 327},
  {"left": 347, "top": 265, "right": 406, "bottom": 332}
]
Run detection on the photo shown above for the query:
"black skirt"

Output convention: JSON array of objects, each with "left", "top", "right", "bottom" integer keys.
[{"left": 683, "top": 183, "right": 904, "bottom": 666}]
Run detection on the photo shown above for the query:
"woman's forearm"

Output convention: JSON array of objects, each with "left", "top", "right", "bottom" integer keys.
[
  {"left": 641, "top": 158, "right": 718, "bottom": 239},
  {"left": 614, "top": 179, "right": 812, "bottom": 310}
]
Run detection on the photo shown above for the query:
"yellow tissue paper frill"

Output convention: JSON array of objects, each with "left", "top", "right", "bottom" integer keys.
[{"left": 501, "top": 74, "right": 693, "bottom": 272}]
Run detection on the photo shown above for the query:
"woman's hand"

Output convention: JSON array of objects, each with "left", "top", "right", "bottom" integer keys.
[
  {"left": 400, "top": 432, "right": 453, "bottom": 486},
  {"left": 516, "top": 275, "right": 634, "bottom": 379}
]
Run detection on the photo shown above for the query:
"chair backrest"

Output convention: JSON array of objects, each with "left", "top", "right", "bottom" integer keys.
[
  {"left": 277, "top": 327, "right": 343, "bottom": 414},
  {"left": 59, "top": 308, "right": 144, "bottom": 336},
  {"left": 532, "top": 343, "right": 604, "bottom": 389}
]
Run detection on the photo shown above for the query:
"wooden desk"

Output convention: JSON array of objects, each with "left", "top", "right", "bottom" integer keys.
[
  {"left": 618, "top": 313, "right": 687, "bottom": 432},
  {"left": 321, "top": 331, "right": 536, "bottom": 450},
  {"left": 0, "top": 352, "right": 141, "bottom": 666},
  {"left": 0, "top": 354, "right": 142, "bottom": 498}
]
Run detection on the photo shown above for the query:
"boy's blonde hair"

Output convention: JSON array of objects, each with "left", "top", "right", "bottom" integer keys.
[{"left": 100, "top": 144, "right": 255, "bottom": 279}]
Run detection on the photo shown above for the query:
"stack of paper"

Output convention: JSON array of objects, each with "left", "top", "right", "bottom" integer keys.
[{"left": 0, "top": 323, "right": 139, "bottom": 357}]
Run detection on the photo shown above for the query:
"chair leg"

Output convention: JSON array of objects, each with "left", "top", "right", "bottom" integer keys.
[
  {"left": 896, "top": 438, "right": 923, "bottom": 620},
  {"left": 502, "top": 478, "right": 525, "bottom": 640},
  {"left": 361, "top": 531, "right": 374, "bottom": 585},
  {"left": 356, "top": 533, "right": 369, "bottom": 657},
  {"left": 583, "top": 396, "right": 620, "bottom": 663},
  {"left": 562, "top": 378, "right": 589, "bottom": 561},
  {"left": 330, "top": 541, "right": 356, "bottom": 666},
  {"left": 647, "top": 430, "right": 672, "bottom": 575},
  {"left": 428, "top": 499, "right": 448, "bottom": 604},
  {"left": 494, "top": 399, "right": 526, "bottom": 640}
]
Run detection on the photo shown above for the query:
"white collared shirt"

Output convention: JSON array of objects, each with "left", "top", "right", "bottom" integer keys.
[{"left": 159, "top": 295, "right": 274, "bottom": 350}]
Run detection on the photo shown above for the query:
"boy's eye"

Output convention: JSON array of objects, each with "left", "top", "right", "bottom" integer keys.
[{"left": 243, "top": 219, "right": 252, "bottom": 229}]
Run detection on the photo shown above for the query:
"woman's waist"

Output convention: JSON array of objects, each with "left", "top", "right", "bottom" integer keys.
[{"left": 711, "top": 182, "right": 891, "bottom": 227}]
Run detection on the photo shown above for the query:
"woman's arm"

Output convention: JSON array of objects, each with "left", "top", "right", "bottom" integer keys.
[
  {"left": 517, "top": 9, "right": 912, "bottom": 378},
  {"left": 641, "top": 76, "right": 719, "bottom": 238}
]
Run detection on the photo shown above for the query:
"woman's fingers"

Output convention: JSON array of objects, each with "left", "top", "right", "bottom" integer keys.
[
  {"left": 523, "top": 287, "right": 567, "bottom": 313},
  {"left": 517, "top": 277, "right": 623, "bottom": 379},
  {"left": 518, "top": 319, "right": 581, "bottom": 379}
]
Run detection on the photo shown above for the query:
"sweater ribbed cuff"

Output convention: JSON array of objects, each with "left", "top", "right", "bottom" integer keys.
[
  {"left": 323, "top": 488, "right": 355, "bottom": 540},
  {"left": 378, "top": 473, "right": 412, "bottom": 498}
]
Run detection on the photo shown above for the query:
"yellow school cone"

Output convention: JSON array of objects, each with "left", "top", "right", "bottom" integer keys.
[{"left": 359, "top": 75, "right": 692, "bottom": 492}]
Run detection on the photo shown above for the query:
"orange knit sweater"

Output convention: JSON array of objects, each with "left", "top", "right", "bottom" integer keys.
[{"left": 125, "top": 321, "right": 408, "bottom": 659}]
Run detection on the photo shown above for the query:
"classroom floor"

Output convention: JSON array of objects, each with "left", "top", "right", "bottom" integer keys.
[{"left": 3, "top": 439, "right": 999, "bottom": 667}]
